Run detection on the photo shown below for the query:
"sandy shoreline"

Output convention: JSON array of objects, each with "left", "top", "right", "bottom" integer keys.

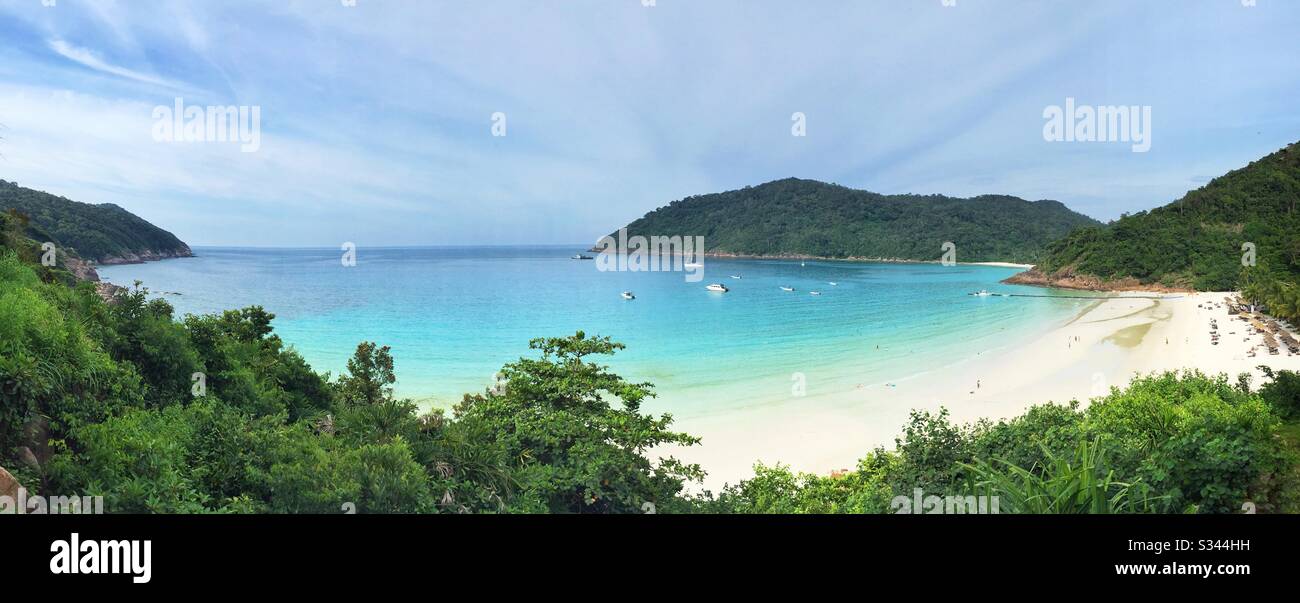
[{"left": 664, "top": 291, "right": 1300, "bottom": 491}]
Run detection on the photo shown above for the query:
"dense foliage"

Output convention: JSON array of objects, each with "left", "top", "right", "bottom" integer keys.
[
  {"left": 1033, "top": 142, "right": 1300, "bottom": 322},
  {"left": 615, "top": 178, "right": 1101, "bottom": 263},
  {"left": 700, "top": 372, "right": 1299, "bottom": 514},
  {"left": 0, "top": 179, "right": 191, "bottom": 262}
]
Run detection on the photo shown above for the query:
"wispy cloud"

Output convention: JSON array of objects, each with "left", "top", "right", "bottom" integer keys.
[{"left": 47, "top": 38, "right": 185, "bottom": 90}]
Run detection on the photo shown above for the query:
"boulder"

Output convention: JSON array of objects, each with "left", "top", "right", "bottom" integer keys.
[{"left": 0, "top": 465, "right": 21, "bottom": 499}]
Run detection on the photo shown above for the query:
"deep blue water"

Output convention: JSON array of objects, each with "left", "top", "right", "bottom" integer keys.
[{"left": 98, "top": 246, "right": 1084, "bottom": 415}]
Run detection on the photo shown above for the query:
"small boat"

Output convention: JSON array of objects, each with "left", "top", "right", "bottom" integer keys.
[
  {"left": 828, "top": 282, "right": 838, "bottom": 286},
  {"left": 970, "top": 289, "right": 993, "bottom": 297},
  {"left": 730, "top": 275, "right": 743, "bottom": 279},
  {"left": 706, "top": 283, "right": 729, "bottom": 293},
  {"left": 621, "top": 291, "right": 635, "bottom": 300},
  {"left": 780, "top": 286, "right": 795, "bottom": 292},
  {"left": 810, "top": 291, "right": 822, "bottom": 296},
  {"left": 572, "top": 254, "right": 594, "bottom": 260}
]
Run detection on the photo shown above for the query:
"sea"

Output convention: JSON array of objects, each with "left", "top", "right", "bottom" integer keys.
[{"left": 98, "top": 246, "right": 1088, "bottom": 419}]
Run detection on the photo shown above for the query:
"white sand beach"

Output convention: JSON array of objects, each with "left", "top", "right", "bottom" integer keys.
[
  {"left": 668, "top": 292, "right": 1300, "bottom": 491},
  {"left": 968, "top": 262, "right": 1036, "bottom": 269}
]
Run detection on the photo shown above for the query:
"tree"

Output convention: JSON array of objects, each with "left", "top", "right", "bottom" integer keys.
[
  {"left": 337, "top": 342, "right": 396, "bottom": 406},
  {"left": 454, "top": 331, "right": 703, "bottom": 513},
  {"left": 105, "top": 282, "right": 202, "bottom": 408}
]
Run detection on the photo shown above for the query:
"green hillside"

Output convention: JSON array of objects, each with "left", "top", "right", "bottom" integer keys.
[
  {"left": 1026, "top": 142, "right": 1300, "bottom": 320},
  {"left": 0, "top": 179, "right": 191, "bottom": 263},
  {"left": 614, "top": 178, "right": 1101, "bottom": 264}
]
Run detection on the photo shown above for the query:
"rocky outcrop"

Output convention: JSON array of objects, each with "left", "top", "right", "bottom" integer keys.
[
  {"left": 62, "top": 254, "right": 101, "bottom": 282},
  {"left": 96, "top": 281, "right": 127, "bottom": 301},
  {"left": 55, "top": 250, "right": 129, "bottom": 301},
  {"left": 97, "top": 245, "right": 194, "bottom": 265},
  {"left": 1004, "top": 268, "right": 1193, "bottom": 293},
  {"left": 0, "top": 465, "right": 21, "bottom": 499}
]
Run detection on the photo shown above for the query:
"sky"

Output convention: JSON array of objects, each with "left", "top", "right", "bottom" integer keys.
[{"left": 0, "top": 0, "right": 1297, "bottom": 247}]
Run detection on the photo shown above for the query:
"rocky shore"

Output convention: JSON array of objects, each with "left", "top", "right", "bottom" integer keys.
[
  {"left": 96, "top": 246, "right": 194, "bottom": 265},
  {"left": 1003, "top": 268, "right": 1193, "bottom": 293},
  {"left": 61, "top": 247, "right": 191, "bottom": 301}
]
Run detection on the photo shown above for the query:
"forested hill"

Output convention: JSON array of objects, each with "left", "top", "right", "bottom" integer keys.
[
  {"left": 1011, "top": 142, "right": 1300, "bottom": 321},
  {"left": 0, "top": 179, "right": 192, "bottom": 264},
  {"left": 612, "top": 178, "right": 1101, "bottom": 264}
]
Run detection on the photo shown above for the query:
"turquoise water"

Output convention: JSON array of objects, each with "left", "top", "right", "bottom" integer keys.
[{"left": 98, "top": 246, "right": 1085, "bottom": 416}]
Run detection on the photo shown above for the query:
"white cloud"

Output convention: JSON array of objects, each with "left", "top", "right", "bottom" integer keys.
[
  {"left": 0, "top": 1, "right": 1295, "bottom": 245},
  {"left": 47, "top": 39, "right": 185, "bottom": 90}
]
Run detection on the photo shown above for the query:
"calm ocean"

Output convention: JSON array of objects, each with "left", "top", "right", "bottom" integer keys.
[{"left": 98, "top": 246, "right": 1088, "bottom": 418}]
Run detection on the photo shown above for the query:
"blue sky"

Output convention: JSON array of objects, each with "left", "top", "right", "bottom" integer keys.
[{"left": 0, "top": 0, "right": 1297, "bottom": 246}]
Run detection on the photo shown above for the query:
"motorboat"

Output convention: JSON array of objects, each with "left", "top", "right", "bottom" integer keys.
[
  {"left": 780, "top": 286, "right": 795, "bottom": 292},
  {"left": 810, "top": 291, "right": 822, "bottom": 296},
  {"left": 730, "top": 275, "right": 743, "bottom": 279},
  {"left": 621, "top": 291, "right": 635, "bottom": 300},
  {"left": 970, "top": 289, "right": 994, "bottom": 297},
  {"left": 828, "top": 282, "right": 838, "bottom": 286},
  {"left": 572, "top": 254, "right": 594, "bottom": 260},
  {"left": 706, "top": 283, "right": 729, "bottom": 293}
]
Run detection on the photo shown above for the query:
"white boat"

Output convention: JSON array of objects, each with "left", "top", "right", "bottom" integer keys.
[
  {"left": 571, "top": 254, "right": 594, "bottom": 260},
  {"left": 706, "top": 283, "right": 729, "bottom": 293},
  {"left": 730, "top": 275, "right": 742, "bottom": 279},
  {"left": 828, "top": 282, "right": 838, "bottom": 286},
  {"left": 810, "top": 291, "right": 822, "bottom": 296},
  {"left": 621, "top": 291, "right": 635, "bottom": 300},
  {"left": 971, "top": 289, "right": 993, "bottom": 297},
  {"left": 780, "top": 286, "right": 795, "bottom": 292}
]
